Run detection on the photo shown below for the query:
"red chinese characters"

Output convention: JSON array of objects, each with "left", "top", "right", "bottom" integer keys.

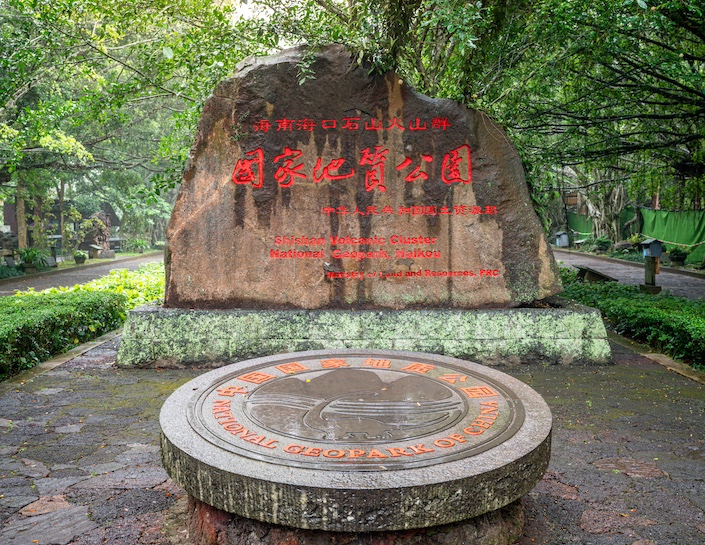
[
  {"left": 232, "top": 148, "right": 264, "bottom": 188},
  {"left": 396, "top": 155, "right": 433, "bottom": 183},
  {"left": 359, "top": 146, "right": 389, "bottom": 192},
  {"left": 232, "top": 144, "right": 473, "bottom": 192},
  {"left": 313, "top": 158, "right": 355, "bottom": 183},
  {"left": 250, "top": 116, "right": 452, "bottom": 132},
  {"left": 273, "top": 147, "right": 306, "bottom": 188},
  {"left": 442, "top": 144, "right": 472, "bottom": 185}
]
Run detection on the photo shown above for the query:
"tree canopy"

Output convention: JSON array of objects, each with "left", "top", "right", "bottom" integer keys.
[{"left": 1, "top": 0, "right": 703, "bottom": 247}]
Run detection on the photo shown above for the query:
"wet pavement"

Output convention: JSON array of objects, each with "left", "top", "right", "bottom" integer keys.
[
  {"left": 0, "top": 334, "right": 703, "bottom": 545},
  {"left": 0, "top": 254, "right": 163, "bottom": 297},
  {"left": 0, "top": 251, "right": 704, "bottom": 543},
  {"left": 554, "top": 250, "right": 705, "bottom": 301}
]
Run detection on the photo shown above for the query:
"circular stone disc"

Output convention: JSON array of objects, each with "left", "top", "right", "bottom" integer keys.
[{"left": 160, "top": 350, "right": 552, "bottom": 532}]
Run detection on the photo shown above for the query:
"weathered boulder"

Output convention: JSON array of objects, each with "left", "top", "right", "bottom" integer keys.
[{"left": 165, "top": 45, "right": 561, "bottom": 309}]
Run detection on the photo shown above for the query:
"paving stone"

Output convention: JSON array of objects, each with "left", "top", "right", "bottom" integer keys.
[
  {"left": 580, "top": 509, "right": 657, "bottom": 534},
  {"left": 19, "top": 496, "right": 71, "bottom": 516},
  {"left": 69, "top": 466, "right": 169, "bottom": 490},
  {"left": 48, "top": 467, "right": 86, "bottom": 477},
  {"left": 34, "top": 477, "right": 88, "bottom": 497},
  {"left": 55, "top": 424, "right": 85, "bottom": 434},
  {"left": 0, "top": 505, "right": 98, "bottom": 545},
  {"left": 19, "top": 459, "right": 49, "bottom": 479},
  {"left": 592, "top": 457, "right": 667, "bottom": 478},
  {"left": 88, "top": 488, "right": 177, "bottom": 525},
  {"left": 36, "top": 389, "right": 66, "bottom": 396},
  {"left": 83, "top": 462, "right": 126, "bottom": 474},
  {"left": 0, "top": 495, "right": 39, "bottom": 510}
]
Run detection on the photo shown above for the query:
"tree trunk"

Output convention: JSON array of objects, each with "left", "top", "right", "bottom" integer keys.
[
  {"left": 16, "top": 178, "right": 27, "bottom": 250},
  {"left": 57, "top": 179, "right": 66, "bottom": 254}
]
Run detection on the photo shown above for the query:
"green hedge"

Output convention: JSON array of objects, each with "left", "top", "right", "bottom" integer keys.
[
  {"left": 0, "top": 263, "right": 164, "bottom": 380},
  {"left": 0, "top": 290, "right": 127, "bottom": 379},
  {"left": 561, "top": 268, "right": 705, "bottom": 369}
]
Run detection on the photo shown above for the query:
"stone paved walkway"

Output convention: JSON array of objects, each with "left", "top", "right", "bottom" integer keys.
[
  {"left": 554, "top": 249, "right": 705, "bottom": 301},
  {"left": 0, "top": 334, "right": 703, "bottom": 545}
]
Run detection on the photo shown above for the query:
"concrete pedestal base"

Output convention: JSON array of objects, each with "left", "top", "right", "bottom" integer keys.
[
  {"left": 117, "top": 297, "right": 611, "bottom": 368},
  {"left": 640, "top": 284, "right": 662, "bottom": 294},
  {"left": 187, "top": 497, "right": 524, "bottom": 545}
]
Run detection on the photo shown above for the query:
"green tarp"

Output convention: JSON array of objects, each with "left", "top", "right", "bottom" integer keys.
[
  {"left": 566, "top": 208, "right": 705, "bottom": 265},
  {"left": 566, "top": 212, "right": 593, "bottom": 237},
  {"left": 641, "top": 209, "right": 705, "bottom": 265}
]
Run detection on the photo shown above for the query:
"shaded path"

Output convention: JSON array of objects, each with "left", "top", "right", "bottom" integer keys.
[
  {"left": 0, "top": 253, "right": 163, "bottom": 297},
  {"left": 554, "top": 249, "right": 705, "bottom": 300}
]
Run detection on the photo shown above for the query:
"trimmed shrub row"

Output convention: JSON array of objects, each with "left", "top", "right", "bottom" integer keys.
[
  {"left": 560, "top": 268, "right": 705, "bottom": 369},
  {"left": 1, "top": 262, "right": 165, "bottom": 380},
  {"left": 0, "top": 290, "right": 126, "bottom": 379}
]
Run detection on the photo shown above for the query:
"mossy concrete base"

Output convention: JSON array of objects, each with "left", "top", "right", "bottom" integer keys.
[{"left": 116, "top": 297, "right": 611, "bottom": 368}]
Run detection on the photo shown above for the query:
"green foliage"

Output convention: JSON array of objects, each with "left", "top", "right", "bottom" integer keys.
[
  {"left": 18, "top": 247, "right": 48, "bottom": 267},
  {"left": 608, "top": 249, "right": 645, "bottom": 263},
  {"left": 560, "top": 268, "right": 705, "bottom": 369},
  {"left": 17, "top": 262, "right": 165, "bottom": 309},
  {"left": 628, "top": 233, "right": 646, "bottom": 245},
  {"left": 0, "top": 290, "right": 126, "bottom": 379},
  {"left": 594, "top": 236, "right": 611, "bottom": 252},
  {"left": 667, "top": 245, "right": 691, "bottom": 261},
  {"left": 0, "top": 265, "right": 24, "bottom": 279},
  {"left": 124, "top": 238, "right": 150, "bottom": 253},
  {"left": 1, "top": 262, "right": 165, "bottom": 379}
]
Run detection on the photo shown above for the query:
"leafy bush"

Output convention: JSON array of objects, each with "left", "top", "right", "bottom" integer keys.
[
  {"left": 560, "top": 268, "right": 705, "bottom": 369},
  {"left": 0, "top": 266, "right": 24, "bottom": 279},
  {"left": 0, "top": 291, "right": 126, "bottom": 379},
  {"left": 667, "top": 245, "right": 691, "bottom": 262},
  {"left": 628, "top": 233, "right": 645, "bottom": 245},
  {"left": 16, "top": 262, "right": 165, "bottom": 308},
  {"left": 594, "top": 235, "right": 611, "bottom": 251},
  {"left": 19, "top": 247, "right": 49, "bottom": 270},
  {"left": 124, "top": 238, "right": 150, "bottom": 253},
  {"left": 608, "top": 249, "right": 644, "bottom": 263},
  {"left": 1, "top": 262, "right": 165, "bottom": 380}
]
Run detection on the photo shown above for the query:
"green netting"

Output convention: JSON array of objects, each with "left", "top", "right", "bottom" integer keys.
[
  {"left": 620, "top": 206, "right": 637, "bottom": 237},
  {"left": 566, "top": 207, "right": 705, "bottom": 265},
  {"left": 641, "top": 209, "right": 705, "bottom": 265},
  {"left": 567, "top": 212, "right": 593, "bottom": 237}
]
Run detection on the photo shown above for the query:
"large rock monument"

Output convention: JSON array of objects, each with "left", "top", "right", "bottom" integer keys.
[
  {"left": 165, "top": 45, "right": 560, "bottom": 310},
  {"left": 124, "top": 46, "right": 611, "bottom": 544},
  {"left": 117, "top": 45, "right": 610, "bottom": 367}
]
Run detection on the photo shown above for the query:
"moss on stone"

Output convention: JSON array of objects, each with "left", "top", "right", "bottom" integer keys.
[{"left": 117, "top": 300, "right": 611, "bottom": 368}]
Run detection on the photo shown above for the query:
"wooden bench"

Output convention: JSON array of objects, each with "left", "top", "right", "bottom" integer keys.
[{"left": 574, "top": 265, "right": 618, "bottom": 283}]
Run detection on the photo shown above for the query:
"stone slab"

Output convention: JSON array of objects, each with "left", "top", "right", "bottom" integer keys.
[
  {"left": 160, "top": 349, "right": 552, "bottom": 531},
  {"left": 117, "top": 297, "right": 612, "bottom": 368},
  {"left": 165, "top": 45, "right": 561, "bottom": 310},
  {"left": 0, "top": 505, "right": 98, "bottom": 545}
]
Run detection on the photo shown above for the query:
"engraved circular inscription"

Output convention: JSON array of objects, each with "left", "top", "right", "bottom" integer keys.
[
  {"left": 160, "top": 349, "right": 552, "bottom": 532},
  {"left": 189, "top": 353, "right": 524, "bottom": 470}
]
